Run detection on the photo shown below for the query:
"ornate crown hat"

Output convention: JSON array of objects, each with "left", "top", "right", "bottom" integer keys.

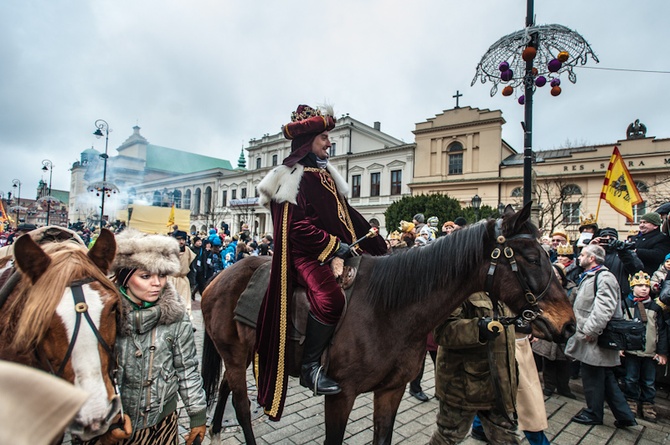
[
  {"left": 399, "top": 220, "right": 415, "bottom": 233},
  {"left": 579, "top": 213, "right": 599, "bottom": 232},
  {"left": 387, "top": 230, "right": 402, "bottom": 241},
  {"left": 282, "top": 105, "right": 336, "bottom": 141},
  {"left": 629, "top": 271, "right": 651, "bottom": 287},
  {"left": 556, "top": 244, "right": 574, "bottom": 256}
]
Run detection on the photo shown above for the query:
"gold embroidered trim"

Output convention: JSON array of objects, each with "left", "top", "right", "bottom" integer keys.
[
  {"left": 268, "top": 201, "right": 290, "bottom": 417},
  {"left": 318, "top": 235, "right": 338, "bottom": 263}
]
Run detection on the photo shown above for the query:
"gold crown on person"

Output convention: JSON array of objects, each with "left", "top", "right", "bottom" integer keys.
[
  {"left": 556, "top": 244, "right": 574, "bottom": 256},
  {"left": 629, "top": 271, "right": 651, "bottom": 287},
  {"left": 399, "top": 220, "right": 415, "bottom": 233},
  {"left": 580, "top": 213, "right": 597, "bottom": 227},
  {"left": 387, "top": 230, "right": 402, "bottom": 241}
]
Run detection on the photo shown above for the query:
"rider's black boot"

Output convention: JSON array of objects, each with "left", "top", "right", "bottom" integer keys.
[{"left": 300, "top": 313, "right": 341, "bottom": 395}]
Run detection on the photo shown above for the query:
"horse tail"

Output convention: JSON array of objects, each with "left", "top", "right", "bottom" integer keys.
[{"left": 201, "top": 328, "right": 222, "bottom": 404}]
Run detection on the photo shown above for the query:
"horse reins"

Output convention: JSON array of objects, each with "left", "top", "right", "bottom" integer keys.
[{"left": 484, "top": 219, "right": 553, "bottom": 331}]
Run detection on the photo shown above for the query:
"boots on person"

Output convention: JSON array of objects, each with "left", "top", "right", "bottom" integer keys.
[
  {"left": 627, "top": 399, "right": 640, "bottom": 418},
  {"left": 300, "top": 314, "right": 341, "bottom": 396},
  {"left": 642, "top": 402, "right": 657, "bottom": 422}
]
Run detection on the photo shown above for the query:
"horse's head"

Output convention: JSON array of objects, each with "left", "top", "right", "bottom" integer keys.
[
  {"left": 8, "top": 228, "right": 122, "bottom": 440},
  {"left": 485, "top": 203, "right": 576, "bottom": 343}
]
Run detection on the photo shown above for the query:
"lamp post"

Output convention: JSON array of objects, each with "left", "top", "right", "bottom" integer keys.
[
  {"left": 89, "top": 119, "right": 119, "bottom": 230},
  {"left": 471, "top": 194, "right": 482, "bottom": 221},
  {"left": 497, "top": 202, "right": 506, "bottom": 216},
  {"left": 11, "top": 179, "right": 21, "bottom": 225},
  {"left": 41, "top": 159, "right": 54, "bottom": 225}
]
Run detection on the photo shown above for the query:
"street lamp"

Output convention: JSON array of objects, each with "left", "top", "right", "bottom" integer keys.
[
  {"left": 497, "top": 202, "right": 506, "bottom": 216},
  {"left": 88, "top": 119, "right": 119, "bottom": 230},
  {"left": 11, "top": 179, "right": 22, "bottom": 226},
  {"left": 471, "top": 194, "right": 482, "bottom": 221},
  {"left": 41, "top": 159, "right": 54, "bottom": 225}
]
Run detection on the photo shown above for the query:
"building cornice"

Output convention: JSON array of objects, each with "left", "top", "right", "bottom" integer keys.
[{"left": 412, "top": 117, "right": 505, "bottom": 136}]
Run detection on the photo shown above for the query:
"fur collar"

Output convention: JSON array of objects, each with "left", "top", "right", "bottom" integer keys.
[
  {"left": 118, "top": 282, "right": 186, "bottom": 336},
  {"left": 258, "top": 163, "right": 349, "bottom": 208}
]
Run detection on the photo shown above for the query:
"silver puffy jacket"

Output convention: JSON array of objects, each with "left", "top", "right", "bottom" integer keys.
[{"left": 115, "top": 283, "right": 206, "bottom": 435}]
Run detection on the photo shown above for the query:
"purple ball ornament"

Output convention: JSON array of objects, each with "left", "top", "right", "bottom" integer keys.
[
  {"left": 518, "top": 95, "right": 525, "bottom": 105},
  {"left": 501, "top": 69, "right": 514, "bottom": 82},
  {"left": 548, "top": 58, "right": 562, "bottom": 73},
  {"left": 535, "top": 76, "right": 547, "bottom": 87},
  {"left": 550, "top": 78, "right": 561, "bottom": 87},
  {"left": 499, "top": 61, "right": 510, "bottom": 72}
]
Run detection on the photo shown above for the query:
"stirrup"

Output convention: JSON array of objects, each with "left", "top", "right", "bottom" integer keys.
[{"left": 312, "top": 366, "right": 323, "bottom": 396}]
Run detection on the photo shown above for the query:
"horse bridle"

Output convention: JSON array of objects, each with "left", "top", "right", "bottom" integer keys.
[
  {"left": 36, "top": 278, "right": 120, "bottom": 402},
  {"left": 483, "top": 219, "right": 553, "bottom": 331}
]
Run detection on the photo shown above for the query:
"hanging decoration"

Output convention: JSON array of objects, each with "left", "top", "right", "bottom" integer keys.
[{"left": 471, "top": 24, "right": 598, "bottom": 103}]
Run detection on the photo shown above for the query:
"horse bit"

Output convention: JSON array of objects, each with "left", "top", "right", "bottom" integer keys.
[{"left": 483, "top": 219, "right": 553, "bottom": 332}]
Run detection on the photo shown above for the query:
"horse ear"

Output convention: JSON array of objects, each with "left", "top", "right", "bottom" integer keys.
[
  {"left": 14, "top": 235, "right": 51, "bottom": 284},
  {"left": 88, "top": 229, "right": 117, "bottom": 274},
  {"left": 503, "top": 201, "right": 532, "bottom": 234}
]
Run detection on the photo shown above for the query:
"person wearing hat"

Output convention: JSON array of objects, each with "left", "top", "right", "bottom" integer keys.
[
  {"left": 255, "top": 104, "right": 387, "bottom": 420},
  {"left": 0, "top": 223, "right": 37, "bottom": 258},
  {"left": 442, "top": 221, "right": 456, "bottom": 235},
  {"left": 167, "top": 230, "right": 196, "bottom": 316},
  {"left": 549, "top": 229, "right": 569, "bottom": 263},
  {"left": 84, "top": 229, "right": 206, "bottom": 445},
  {"left": 655, "top": 202, "right": 670, "bottom": 237},
  {"left": 634, "top": 212, "right": 670, "bottom": 275},
  {"left": 453, "top": 216, "right": 467, "bottom": 230},
  {"left": 413, "top": 213, "right": 426, "bottom": 233}
]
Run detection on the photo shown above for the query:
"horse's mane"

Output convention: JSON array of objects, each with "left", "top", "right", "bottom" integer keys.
[
  {"left": 8, "top": 242, "right": 118, "bottom": 351},
  {"left": 366, "top": 221, "right": 491, "bottom": 309}
]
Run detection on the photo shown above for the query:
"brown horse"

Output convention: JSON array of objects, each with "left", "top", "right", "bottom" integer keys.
[
  {"left": 201, "top": 204, "right": 576, "bottom": 445},
  {"left": 0, "top": 228, "right": 121, "bottom": 441}
]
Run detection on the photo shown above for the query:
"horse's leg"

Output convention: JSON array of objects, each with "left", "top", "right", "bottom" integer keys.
[
  {"left": 372, "top": 387, "right": 405, "bottom": 445},
  {"left": 210, "top": 374, "right": 231, "bottom": 436},
  {"left": 224, "top": 331, "right": 257, "bottom": 445},
  {"left": 324, "top": 392, "right": 356, "bottom": 445}
]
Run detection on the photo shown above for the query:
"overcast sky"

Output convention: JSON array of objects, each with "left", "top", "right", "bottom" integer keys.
[{"left": 1, "top": 0, "right": 668, "bottom": 197}]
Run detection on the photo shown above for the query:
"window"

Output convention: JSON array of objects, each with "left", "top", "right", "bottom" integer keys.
[
  {"left": 635, "top": 181, "right": 649, "bottom": 193},
  {"left": 231, "top": 189, "right": 237, "bottom": 200},
  {"left": 173, "top": 190, "right": 182, "bottom": 208},
  {"left": 204, "top": 187, "right": 212, "bottom": 214},
  {"left": 448, "top": 142, "right": 464, "bottom": 175},
  {"left": 221, "top": 190, "right": 227, "bottom": 207},
  {"left": 255, "top": 187, "right": 259, "bottom": 198},
  {"left": 184, "top": 190, "right": 191, "bottom": 209},
  {"left": 390, "top": 170, "right": 402, "bottom": 195},
  {"left": 511, "top": 187, "right": 523, "bottom": 198},
  {"left": 256, "top": 158, "right": 261, "bottom": 169},
  {"left": 370, "top": 172, "right": 380, "bottom": 197},
  {"left": 193, "top": 188, "right": 202, "bottom": 214},
  {"left": 351, "top": 175, "right": 361, "bottom": 198},
  {"left": 152, "top": 191, "right": 161, "bottom": 207},
  {"left": 241, "top": 187, "right": 247, "bottom": 199},
  {"left": 562, "top": 184, "right": 582, "bottom": 196},
  {"left": 329, "top": 142, "right": 337, "bottom": 158},
  {"left": 272, "top": 154, "right": 278, "bottom": 166},
  {"left": 633, "top": 201, "right": 647, "bottom": 223},
  {"left": 562, "top": 202, "right": 580, "bottom": 225}
]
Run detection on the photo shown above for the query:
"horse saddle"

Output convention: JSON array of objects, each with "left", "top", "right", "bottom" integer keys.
[{"left": 233, "top": 257, "right": 361, "bottom": 344}]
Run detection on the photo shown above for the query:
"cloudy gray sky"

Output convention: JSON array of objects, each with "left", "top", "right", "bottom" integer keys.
[{"left": 1, "top": 0, "right": 668, "bottom": 197}]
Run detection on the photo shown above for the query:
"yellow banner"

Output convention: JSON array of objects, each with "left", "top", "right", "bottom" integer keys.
[
  {"left": 599, "top": 147, "right": 643, "bottom": 221},
  {"left": 166, "top": 203, "right": 175, "bottom": 228}
]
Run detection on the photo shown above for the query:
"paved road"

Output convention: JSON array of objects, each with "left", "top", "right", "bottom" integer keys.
[{"left": 67, "top": 299, "right": 670, "bottom": 444}]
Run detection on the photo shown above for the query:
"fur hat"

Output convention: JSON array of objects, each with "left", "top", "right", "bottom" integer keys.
[
  {"left": 641, "top": 212, "right": 662, "bottom": 227},
  {"left": 113, "top": 229, "right": 180, "bottom": 277}
]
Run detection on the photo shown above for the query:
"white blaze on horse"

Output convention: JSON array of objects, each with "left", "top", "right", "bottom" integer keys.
[{"left": 0, "top": 228, "right": 121, "bottom": 441}]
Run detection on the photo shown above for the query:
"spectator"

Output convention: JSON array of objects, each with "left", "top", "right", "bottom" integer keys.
[
  {"left": 442, "top": 221, "right": 456, "bottom": 235},
  {"left": 622, "top": 271, "right": 668, "bottom": 422},
  {"left": 651, "top": 253, "right": 670, "bottom": 296},
  {"left": 590, "top": 227, "right": 645, "bottom": 300},
  {"left": 453, "top": 217, "right": 467, "bottom": 230},
  {"left": 565, "top": 244, "right": 637, "bottom": 428},
  {"left": 655, "top": 202, "right": 670, "bottom": 237},
  {"left": 635, "top": 212, "right": 670, "bottom": 275},
  {"left": 555, "top": 243, "right": 580, "bottom": 283},
  {"left": 549, "top": 229, "right": 569, "bottom": 263}
]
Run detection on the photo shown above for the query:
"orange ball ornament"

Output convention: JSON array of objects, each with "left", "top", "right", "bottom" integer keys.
[
  {"left": 502, "top": 86, "right": 514, "bottom": 96},
  {"left": 551, "top": 86, "right": 562, "bottom": 96},
  {"left": 557, "top": 51, "right": 569, "bottom": 62},
  {"left": 522, "top": 46, "right": 537, "bottom": 62},
  {"left": 531, "top": 67, "right": 538, "bottom": 76}
]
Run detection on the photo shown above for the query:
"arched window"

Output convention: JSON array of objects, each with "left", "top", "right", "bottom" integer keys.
[
  {"left": 184, "top": 190, "right": 191, "bottom": 210},
  {"left": 562, "top": 184, "right": 582, "bottom": 196},
  {"left": 152, "top": 191, "right": 161, "bottom": 206},
  {"left": 511, "top": 187, "right": 523, "bottom": 198},
  {"left": 193, "top": 188, "right": 202, "bottom": 214},
  {"left": 204, "top": 187, "right": 212, "bottom": 214},
  {"left": 635, "top": 181, "right": 649, "bottom": 193},
  {"left": 173, "top": 190, "right": 182, "bottom": 209},
  {"left": 448, "top": 142, "right": 463, "bottom": 175}
]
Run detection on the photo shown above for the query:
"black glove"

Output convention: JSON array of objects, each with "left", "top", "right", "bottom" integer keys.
[
  {"left": 659, "top": 293, "right": 670, "bottom": 307},
  {"left": 478, "top": 317, "right": 502, "bottom": 342},
  {"left": 608, "top": 238, "right": 634, "bottom": 251},
  {"left": 335, "top": 242, "right": 351, "bottom": 259}
]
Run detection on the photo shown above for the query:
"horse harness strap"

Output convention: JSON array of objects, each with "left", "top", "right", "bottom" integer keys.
[
  {"left": 55, "top": 279, "right": 115, "bottom": 377},
  {"left": 485, "top": 219, "right": 551, "bottom": 330}
]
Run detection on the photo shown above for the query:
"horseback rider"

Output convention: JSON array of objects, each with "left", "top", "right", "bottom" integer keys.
[{"left": 254, "top": 104, "right": 387, "bottom": 420}]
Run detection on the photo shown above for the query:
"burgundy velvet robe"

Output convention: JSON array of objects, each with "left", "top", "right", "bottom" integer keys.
[{"left": 255, "top": 166, "right": 386, "bottom": 420}]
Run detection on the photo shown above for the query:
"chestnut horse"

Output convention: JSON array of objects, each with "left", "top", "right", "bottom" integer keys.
[
  {"left": 201, "top": 204, "right": 576, "bottom": 445},
  {"left": 0, "top": 228, "right": 121, "bottom": 441}
]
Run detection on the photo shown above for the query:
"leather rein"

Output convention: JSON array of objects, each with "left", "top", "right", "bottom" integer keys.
[{"left": 484, "top": 219, "right": 552, "bottom": 332}]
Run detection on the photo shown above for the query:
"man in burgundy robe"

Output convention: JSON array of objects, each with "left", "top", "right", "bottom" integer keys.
[{"left": 255, "top": 104, "right": 387, "bottom": 420}]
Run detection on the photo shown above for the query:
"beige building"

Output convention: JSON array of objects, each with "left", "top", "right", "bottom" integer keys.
[{"left": 410, "top": 106, "right": 670, "bottom": 240}]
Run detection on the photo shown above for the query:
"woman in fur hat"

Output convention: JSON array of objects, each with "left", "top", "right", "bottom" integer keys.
[{"left": 84, "top": 229, "right": 206, "bottom": 445}]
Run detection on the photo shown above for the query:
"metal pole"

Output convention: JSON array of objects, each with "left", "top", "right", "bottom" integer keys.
[
  {"left": 522, "top": 0, "right": 535, "bottom": 207},
  {"left": 100, "top": 131, "right": 108, "bottom": 230}
]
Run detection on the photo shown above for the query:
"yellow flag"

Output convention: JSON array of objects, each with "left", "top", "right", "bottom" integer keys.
[
  {"left": 599, "top": 147, "right": 643, "bottom": 221},
  {"left": 166, "top": 204, "right": 175, "bottom": 228}
]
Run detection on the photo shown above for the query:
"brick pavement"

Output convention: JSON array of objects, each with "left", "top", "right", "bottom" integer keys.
[{"left": 66, "top": 299, "right": 670, "bottom": 444}]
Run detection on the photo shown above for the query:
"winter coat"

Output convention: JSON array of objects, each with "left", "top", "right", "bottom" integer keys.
[
  {"left": 565, "top": 266, "right": 623, "bottom": 367},
  {"left": 623, "top": 295, "right": 669, "bottom": 358},
  {"left": 602, "top": 247, "right": 644, "bottom": 300},
  {"left": 116, "top": 283, "right": 207, "bottom": 437},
  {"left": 635, "top": 228, "right": 670, "bottom": 275},
  {"left": 651, "top": 264, "right": 670, "bottom": 295},
  {"left": 433, "top": 292, "right": 517, "bottom": 412}
]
